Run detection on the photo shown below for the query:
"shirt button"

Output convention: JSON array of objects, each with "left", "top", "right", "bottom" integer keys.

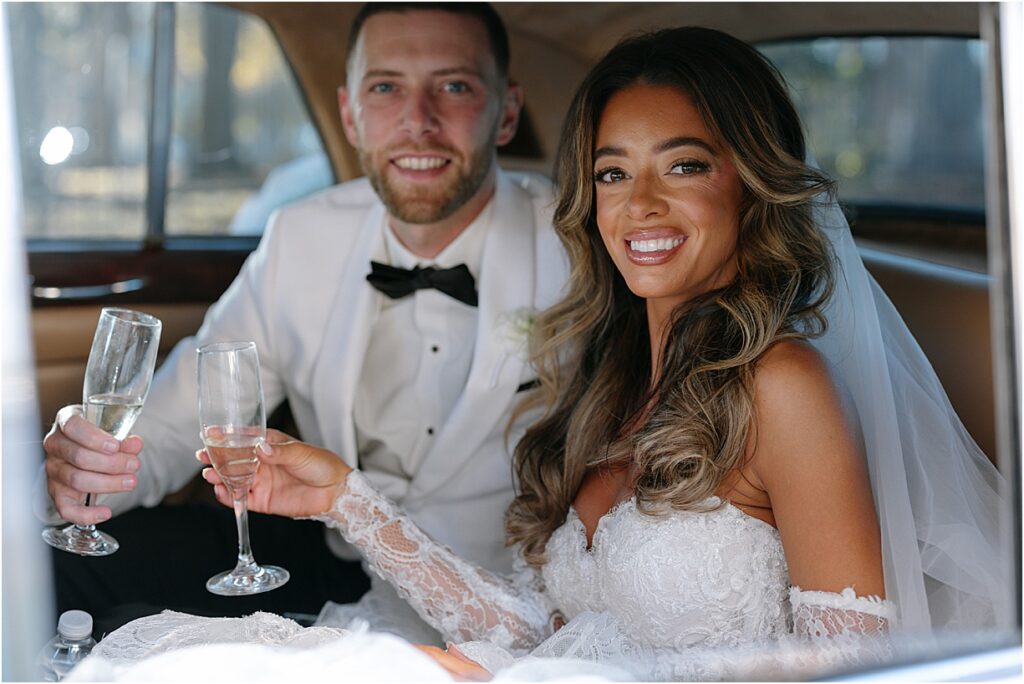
[
  {"left": 431, "top": 345, "right": 439, "bottom": 353},
  {"left": 427, "top": 427, "right": 435, "bottom": 435}
]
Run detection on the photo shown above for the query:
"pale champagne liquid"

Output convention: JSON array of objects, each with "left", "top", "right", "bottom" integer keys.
[
  {"left": 203, "top": 428, "right": 261, "bottom": 491},
  {"left": 85, "top": 393, "right": 144, "bottom": 440}
]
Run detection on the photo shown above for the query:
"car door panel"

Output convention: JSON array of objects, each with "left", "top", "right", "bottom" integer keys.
[
  {"left": 29, "top": 241, "right": 252, "bottom": 428},
  {"left": 33, "top": 302, "right": 209, "bottom": 432}
]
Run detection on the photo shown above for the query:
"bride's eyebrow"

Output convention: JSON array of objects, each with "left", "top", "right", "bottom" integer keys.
[
  {"left": 594, "top": 136, "right": 717, "bottom": 163},
  {"left": 594, "top": 145, "right": 625, "bottom": 162},
  {"left": 656, "top": 136, "right": 716, "bottom": 155}
]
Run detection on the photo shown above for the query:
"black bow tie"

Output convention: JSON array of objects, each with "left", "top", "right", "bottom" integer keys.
[{"left": 366, "top": 261, "right": 478, "bottom": 307}]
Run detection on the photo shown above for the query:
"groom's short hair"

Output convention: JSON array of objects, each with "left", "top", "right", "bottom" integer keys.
[{"left": 346, "top": 2, "right": 510, "bottom": 77}]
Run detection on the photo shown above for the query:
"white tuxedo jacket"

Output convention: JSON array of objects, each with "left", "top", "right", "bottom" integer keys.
[{"left": 80, "top": 169, "right": 567, "bottom": 577}]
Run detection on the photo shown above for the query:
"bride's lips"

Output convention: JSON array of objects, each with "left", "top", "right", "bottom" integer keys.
[
  {"left": 623, "top": 229, "right": 688, "bottom": 265},
  {"left": 390, "top": 153, "right": 452, "bottom": 180}
]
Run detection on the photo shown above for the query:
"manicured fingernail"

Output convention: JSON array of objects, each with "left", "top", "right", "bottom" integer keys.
[
  {"left": 122, "top": 477, "right": 135, "bottom": 489},
  {"left": 103, "top": 440, "right": 118, "bottom": 453},
  {"left": 126, "top": 458, "right": 140, "bottom": 472},
  {"left": 95, "top": 511, "right": 111, "bottom": 523},
  {"left": 258, "top": 441, "right": 272, "bottom": 456}
]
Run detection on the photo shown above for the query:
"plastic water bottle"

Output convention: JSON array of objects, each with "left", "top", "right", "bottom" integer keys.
[{"left": 38, "top": 610, "right": 96, "bottom": 681}]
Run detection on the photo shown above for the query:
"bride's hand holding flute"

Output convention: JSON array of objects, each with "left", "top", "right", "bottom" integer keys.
[{"left": 197, "top": 429, "right": 352, "bottom": 519}]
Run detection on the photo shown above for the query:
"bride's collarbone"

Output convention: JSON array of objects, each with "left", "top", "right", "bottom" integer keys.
[{"left": 571, "top": 463, "right": 777, "bottom": 542}]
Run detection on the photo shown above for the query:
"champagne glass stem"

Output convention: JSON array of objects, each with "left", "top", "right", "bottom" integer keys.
[
  {"left": 232, "top": 489, "right": 257, "bottom": 571},
  {"left": 73, "top": 494, "right": 99, "bottom": 535}
]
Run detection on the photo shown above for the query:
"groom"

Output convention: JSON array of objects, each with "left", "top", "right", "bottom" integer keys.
[{"left": 37, "top": 2, "right": 566, "bottom": 642}]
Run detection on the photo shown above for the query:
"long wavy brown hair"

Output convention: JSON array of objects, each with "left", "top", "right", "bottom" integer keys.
[{"left": 506, "top": 27, "right": 836, "bottom": 565}]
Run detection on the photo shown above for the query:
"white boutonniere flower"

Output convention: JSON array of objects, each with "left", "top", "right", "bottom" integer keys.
[
  {"left": 491, "top": 307, "right": 538, "bottom": 388},
  {"left": 497, "top": 307, "right": 538, "bottom": 361}
]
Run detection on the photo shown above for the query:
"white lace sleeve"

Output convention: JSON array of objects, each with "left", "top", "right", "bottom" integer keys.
[
  {"left": 311, "top": 471, "right": 553, "bottom": 652},
  {"left": 790, "top": 586, "right": 893, "bottom": 638}
]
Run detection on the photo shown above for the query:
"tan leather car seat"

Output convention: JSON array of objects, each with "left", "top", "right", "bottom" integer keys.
[{"left": 861, "top": 247, "right": 995, "bottom": 462}]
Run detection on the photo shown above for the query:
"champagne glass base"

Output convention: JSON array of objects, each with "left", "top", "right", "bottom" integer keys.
[
  {"left": 42, "top": 524, "right": 119, "bottom": 556},
  {"left": 206, "top": 564, "right": 289, "bottom": 596}
]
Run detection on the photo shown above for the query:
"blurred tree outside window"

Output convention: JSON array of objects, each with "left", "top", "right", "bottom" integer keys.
[
  {"left": 760, "top": 37, "right": 986, "bottom": 214},
  {"left": 9, "top": 2, "right": 332, "bottom": 243}
]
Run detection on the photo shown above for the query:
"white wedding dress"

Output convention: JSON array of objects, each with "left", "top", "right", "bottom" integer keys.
[{"left": 81, "top": 471, "right": 894, "bottom": 681}]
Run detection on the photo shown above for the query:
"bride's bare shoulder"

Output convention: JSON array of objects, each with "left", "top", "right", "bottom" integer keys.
[
  {"left": 752, "top": 338, "right": 835, "bottom": 401},
  {"left": 748, "top": 338, "right": 860, "bottom": 470}
]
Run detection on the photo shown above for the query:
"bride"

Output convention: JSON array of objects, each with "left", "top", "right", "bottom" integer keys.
[{"left": 87, "top": 27, "right": 1007, "bottom": 682}]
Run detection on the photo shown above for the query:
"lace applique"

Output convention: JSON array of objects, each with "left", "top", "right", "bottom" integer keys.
[
  {"left": 791, "top": 586, "right": 893, "bottom": 639},
  {"left": 544, "top": 496, "right": 792, "bottom": 650},
  {"left": 653, "top": 587, "right": 893, "bottom": 680},
  {"left": 312, "top": 470, "right": 552, "bottom": 651},
  {"left": 90, "top": 611, "right": 347, "bottom": 664},
  {"left": 518, "top": 593, "right": 894, "bottom": 681},
  {"left": 75, "top": 621, "right": 456, "bottom": 682}
]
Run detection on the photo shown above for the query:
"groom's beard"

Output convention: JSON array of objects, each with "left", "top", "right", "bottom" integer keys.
[{"left": 359, "top": 135, "right": 496, "bottom": 226}]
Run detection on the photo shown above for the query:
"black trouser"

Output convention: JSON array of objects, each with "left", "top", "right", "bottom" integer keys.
[{"left": 51, "top": 503, "right": 370, "bottom": 641}]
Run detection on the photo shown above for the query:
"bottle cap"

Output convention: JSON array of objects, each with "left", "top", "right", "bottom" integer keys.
[{"left": 57, "top": 610, "right": 93, "bottom": 640}]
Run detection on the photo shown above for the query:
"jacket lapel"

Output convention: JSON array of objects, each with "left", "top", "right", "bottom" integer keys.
[
  {"left": 409, "top": 171, "right": 537, "bottom": 500},
  {"left": 311, "top": 202, "right": 387, "bottom": 468}
]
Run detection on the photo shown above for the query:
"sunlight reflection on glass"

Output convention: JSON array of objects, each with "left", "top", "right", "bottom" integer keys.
[{"left": 39, "top": 126, "right": 73, "bottom": 165}]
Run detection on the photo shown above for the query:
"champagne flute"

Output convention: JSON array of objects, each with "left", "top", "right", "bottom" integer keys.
[
  {"left": 197, "top": 341, "right": 289, "bottom": 595},
  {"left": 43, "top": 307, "right": 162, "bottom": 556}
]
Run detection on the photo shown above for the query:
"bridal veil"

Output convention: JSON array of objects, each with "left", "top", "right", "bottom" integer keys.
[{"left": 810, "top": 196, "right": 1010, "bottom": 633}]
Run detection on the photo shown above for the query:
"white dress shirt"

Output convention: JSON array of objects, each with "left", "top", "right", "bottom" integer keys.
[{"left": 353, "top": 201, "right": 493, "bottom": 503}]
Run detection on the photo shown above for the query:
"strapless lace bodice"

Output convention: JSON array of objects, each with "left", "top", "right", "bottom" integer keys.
[{"left": 544, "top": 498, "right": 790, "bottom": 651}]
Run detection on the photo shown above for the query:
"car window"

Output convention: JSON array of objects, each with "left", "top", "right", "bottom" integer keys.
[
  {"left": 10, "top": 3, "right": 153, "bottom": 241},
  {"left": 759, "top": 37, "right": 986, "bottom": 215},
  {"left": 166, "top": 3, "right": 331, "bottom": 237},
  {"left": 9, "top": 2, "right": 332, "bottom": 245}
]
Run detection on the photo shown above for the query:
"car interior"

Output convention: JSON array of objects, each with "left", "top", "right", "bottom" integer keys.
[{"left": 5, "top": 1, "right": 1021, "bottom": 679}]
